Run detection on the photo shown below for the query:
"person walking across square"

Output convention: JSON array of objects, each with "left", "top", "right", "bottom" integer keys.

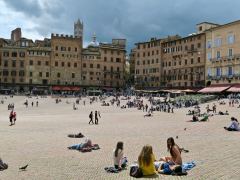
[
  {"left": 95, "top": 111, "right": 99, "bottom": 124},
  {"left": 88, "top": 111, "right": 94, "bottom": 124}
]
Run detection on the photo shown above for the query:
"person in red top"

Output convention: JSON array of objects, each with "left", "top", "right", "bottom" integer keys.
[
  {"left": 9, "top": 110, "right": 13, "bottom": 126},
  {"left": 13, "top": 111, "right": 16, "bottom": 125}
]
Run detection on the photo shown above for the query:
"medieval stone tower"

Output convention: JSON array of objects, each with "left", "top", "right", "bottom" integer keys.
[{"left": 74, "top": 19, "right": 83, "bottom": 38}]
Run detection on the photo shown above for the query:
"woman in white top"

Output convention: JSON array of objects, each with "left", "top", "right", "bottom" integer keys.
[
  {"left": 113, "top": 141, "right": 125, "bottom": 170},
  {"left": 224, "top": 117, "right": 240, "bottom": 131}
]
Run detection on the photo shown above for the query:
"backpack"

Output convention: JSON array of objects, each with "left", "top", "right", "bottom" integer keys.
[{"left": 130, "top": 166, "right": 143, "bottom": 178}]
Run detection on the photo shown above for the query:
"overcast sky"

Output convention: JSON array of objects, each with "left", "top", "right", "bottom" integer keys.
[{"left": 0, "top": 0, "right": 240, "bottom": 51}]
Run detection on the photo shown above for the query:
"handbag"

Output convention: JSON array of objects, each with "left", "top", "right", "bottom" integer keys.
[{"left": 130, "top": 166, "right": 143, "bottom": 178}]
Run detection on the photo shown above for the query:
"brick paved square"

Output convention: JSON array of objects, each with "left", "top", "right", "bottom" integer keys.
[{"left": 0, "top": 95, "right": 239, "bottom": 180}]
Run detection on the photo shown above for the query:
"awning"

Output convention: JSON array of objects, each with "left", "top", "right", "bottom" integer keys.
[
  {"left": 227, "top": 85, "right": 240, "bottom": 92},
  {"left": 162, "top": 89, "right": 182, "bottom": 93},
  {"left": 198, "top": 86, "right": 230, "bottom": 93},
  {"left": 52, "top": 86, "right": 61, "bottom": 91},
  {"left": 182, "top": 89, "right": 195, "bottom": 92},
  {"left": 52, "top": 86, "right": 80, "bottom": 91},
  {"left": 103, "top": 87, "right": 114, "bottom": 91},
  {"left": 134, "top": 90, "right": 161, "bottom": 93},
  {"left": 62, "top": 86, "right": 72, "bottom": 91},
  {"left": 172, "top": 90, "right": 182, "bottom": 94},
  {"left": 71, "top": 87, "right": 80, "bottom": 91}
]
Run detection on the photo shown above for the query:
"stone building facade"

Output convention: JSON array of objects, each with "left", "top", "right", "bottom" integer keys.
[
  {"left": 132, "top": 20, "right": 240, "bottom": 90},
  {"left": 81, "top": 36, "right": 126, "bottom": 88},
  {"left": 0, "top": 38, "right": 33, "bottom": 91},
  {"left": 50, "top": 33, "right": 82, "bottom": 86},
  {"left": 129, "top": 48, "right": 136, "bottom": 85},
  {"left": 26, "top": 46, "right": 51, "bottom": 86},
  {"left": 205, "top": 20, "right": 240, "bottom": 85},
  {"left": 133, "top": 33, "right": 206, "bottom": 89},
  {"left": 134, "top": 38, "right": 162, "bottom": 88},
  {"left": 0, "top": 20, "right": 126, "bottom": 92},
  {"left": 161, "top": 33, "right": 206, "bottom": 88}
]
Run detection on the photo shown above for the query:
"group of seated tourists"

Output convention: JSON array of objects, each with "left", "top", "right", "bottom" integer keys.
[
  {"left": 109, "top": 138, "right": 185, "bottom": 176},
  {"left": 101, "top": 101, "right": 110, "bottom": 106},
  {"left": 138, "top": 137, "right": 183, "bottom": 176}
]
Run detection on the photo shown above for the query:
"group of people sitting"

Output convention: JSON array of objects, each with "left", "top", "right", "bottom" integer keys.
[
  {"left": 110, "top": 138, "right": 188, "bottom": 177},
  {"left": 137, "top": 138, "right": 183, "bottom": 176},
  {"left": 101, "top": 101, "right": 110, "bottom": 106},
  {"left": 219, "top": 101, "right": 226, "bottom": 105},
  {"left": 187, "top": 102, "right": 231, "bottom": 122}
]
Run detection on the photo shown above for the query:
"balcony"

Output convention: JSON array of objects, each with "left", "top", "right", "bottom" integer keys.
[
  {"left": 210, "top": 76, "right": 221, "bottom": 80},
  {"left": 210, "top": 54, "right": 240, "bottom": 63},
  {"left": 233, "top": 74, "right": 240, "bottom": 77},
  {"left": 210, "top": 74, "right": 238, "bottom": 80},
  {"left": 227, "top": 75, "right": 233, "bottom": 79},
  {"left": 103, "top": 70, "right": 121, "bottom": 74},
  {"left": 187, "top": 48, "right": 198, "bottom": 53}
]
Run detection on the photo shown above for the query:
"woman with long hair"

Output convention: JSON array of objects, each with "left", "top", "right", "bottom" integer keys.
[
  {"left": 138, "top": 145, "right": 157, "bottom": 176},
  {"left": 159, "top": 137, "right": 182, "bottom": 174},
  {"left": 161, "top": 137, "right": 182, "bottom": 165},
  {"left": 113, "top": 142, "right": 126, "bottom": 170}
]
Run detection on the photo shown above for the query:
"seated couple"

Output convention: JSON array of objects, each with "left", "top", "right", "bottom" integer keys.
[
  {"left": 121, "top": 105, "right": 126, "bottom": 109},
  {"left": 219, "top": 101, "right": 226, "bottom": 105},
  {"left": 191, "top": 114, "right": 209, "bottom": 122},
  {"left": 136, "top": 137, "right": 183, "bottom": 176},
  {"left": 102, "top": 102, "right": 110, "bottom": 106},
  {"left": 186, "top": 110, "right": 195, "bottom": 115},
  {"left": 187, "top": 109, "right": 199, "bottom": 115},
  {"left": 224, "top": 117, "right": 240, "bottom": 131},
  {"left": 218, "top": 111, "right": 229, "bottom": 115},
  {"left": 68, "top": 138, "right": 100, "bottom": 152}
]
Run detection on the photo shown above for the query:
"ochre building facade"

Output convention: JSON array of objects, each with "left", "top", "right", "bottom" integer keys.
[
  {"left": 131, "top": 19, "right": 240, "bottom": 89},
  {"left": 0, "top": 24, "right": 126, "bottom": 92},
  {"left": 205, "top": 20, "right": 240, "bottom": 85}
]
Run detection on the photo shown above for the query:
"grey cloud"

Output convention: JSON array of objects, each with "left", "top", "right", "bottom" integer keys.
[
  {"left": 2, "top": 0, "right": 240, "bottom": 52},
  {"left": 3, "top": 0, "right": 43, "bottom": 17}
]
